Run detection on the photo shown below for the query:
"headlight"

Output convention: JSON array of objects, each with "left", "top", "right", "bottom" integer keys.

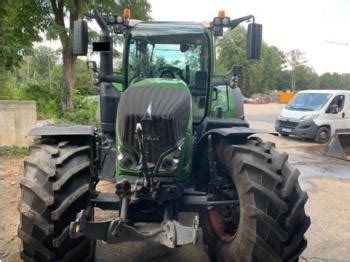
[
  {"left": 300, "top": 114, "right": 319, "bottom": 121},
  {"left": 159, "top": 146, "right": 182, "bottom": 172},
  {"left": 117, "top": 147, "right": 138, "bottom": 170}
]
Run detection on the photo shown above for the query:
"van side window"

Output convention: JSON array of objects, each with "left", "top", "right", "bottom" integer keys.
[{"left": 326, "top": 95, "right": 345, "bottom": 113}]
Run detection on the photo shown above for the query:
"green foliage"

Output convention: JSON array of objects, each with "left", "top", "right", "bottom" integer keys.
[
  {"left": 320, "top": 73, "right": 350, "bottom": 89},
  {"left": 1, "top": 46, "right": 98, "bottom": 122},
  {"left": 16, "top": 81, "right": 59, "bottom": 119},
  {"left": 294, "top": 65, "right": 320, "bottom": 90},
  {"left": 1, "top": 0, "right": 152, "bottom": 112},
  {"left": 75, "top": 60, "right": 99, "bottom": 96},
  {"left": 216, "top": 28, "right": 347, "bottom": 96},
  {"left": 216, "top": 26, "right": 285, "bottom": 96},
  {"left": 0, "top": 0, "right": 50, "bottom": 71},
  {"left": 0, "top": 146, "right": 28, "bottom": 156},
  {"left": 59, "top": 95, "right": 98, "bottom": 126}
]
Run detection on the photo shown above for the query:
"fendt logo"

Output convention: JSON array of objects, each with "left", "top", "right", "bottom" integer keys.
[{"left": 142, "top": 102, "right": 153, "bottom": 121}]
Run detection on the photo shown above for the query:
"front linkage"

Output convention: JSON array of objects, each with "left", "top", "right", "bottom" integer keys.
[{"left": 69, "top": 128, "right": 239, "bottom": 248}]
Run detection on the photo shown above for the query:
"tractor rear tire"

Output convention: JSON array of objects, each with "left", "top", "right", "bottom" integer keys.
[
  {"left": 200, "top": 137, "right": 310, "bottom": 262},
  {"left": 18, "top": 138, "right": 95, "bottom": 261}
]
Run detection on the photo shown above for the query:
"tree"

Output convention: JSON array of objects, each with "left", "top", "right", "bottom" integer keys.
[
  {"left": 285, "top": 49, "right": 307, "bottom": 91},
  {"left": 44, "top": 0, "right": 152, "bottom": 111},
  {"left": 1, "top": 0, "right": 151, "bottom": 110},
  {"left": 0, "top": 0, "right": 50, "bottom": 71},
  {"left": 0, "top": 0, "right": 50, "bottom": 99},
  {"left": 260, "top": 45, "right": 285, "bottom": 91},
  {"left": 294, "top": 65, "right": 319, "bottom": 90},
  {"left": 320, "top": 72, "right": 350, "bottom": 89},
  {"left": 216, "top": 26, "right": 285, "bottom": 96}
]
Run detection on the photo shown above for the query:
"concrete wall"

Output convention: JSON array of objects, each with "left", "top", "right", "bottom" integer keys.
[{"left": 0, "top": 100, "right": 36, "bottom": 147}]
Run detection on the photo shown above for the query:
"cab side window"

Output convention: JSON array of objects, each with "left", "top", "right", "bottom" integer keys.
[{"left": 326, "top": 95, "right": 345, "bottom": 113}]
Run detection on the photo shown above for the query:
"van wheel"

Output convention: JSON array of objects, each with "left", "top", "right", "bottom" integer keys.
[
  {"left": 315, "top": 126, "right": 330, "bottom": 144},
  {"left": 279, "top": 132, "right": 289, "bottom": 137}
]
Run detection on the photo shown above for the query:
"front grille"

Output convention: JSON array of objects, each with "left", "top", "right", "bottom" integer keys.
[
  {"left": 279, "top": 120, "right": 298, "bottom": 128},
  {"left": 117, "top": 86, "right": 191, "bottom": 163}
]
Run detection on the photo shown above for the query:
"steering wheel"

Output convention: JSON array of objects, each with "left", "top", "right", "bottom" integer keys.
[
  {"left": 160, "top": 69, "right": 175, "bottom": 79},
  {"left": 159, "top": 66, "right": 183, "bottom": 80}
]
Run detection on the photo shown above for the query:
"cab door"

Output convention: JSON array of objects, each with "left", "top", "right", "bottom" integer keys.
[
  {"left": 327, "top": 94, "right": 347, "bottom": 133},
  {"left": 343, "top": 94, "right": 350, "bottom": 132}
]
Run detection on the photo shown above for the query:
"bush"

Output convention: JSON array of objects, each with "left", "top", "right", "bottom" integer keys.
[
  {"left": 58, "top": 95, "right": 98, "bottom": 126},
  {"left": 17, "top": 81, "right": 59, "bottom": 119}
]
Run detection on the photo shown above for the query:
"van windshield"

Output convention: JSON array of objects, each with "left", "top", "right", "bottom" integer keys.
[{"left": 286, "top": 93, "right": 332, "bottom": 111}]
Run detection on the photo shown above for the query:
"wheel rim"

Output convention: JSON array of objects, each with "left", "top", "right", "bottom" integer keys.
[
  {"left": 208, "top": 209, "right": 237, "bottom": 242},
  {"left": 207, "top": 179, "right": 240, "bottom": 242},
  {"left": 319, "top": 129, "right": 329, "bottom": 142}
]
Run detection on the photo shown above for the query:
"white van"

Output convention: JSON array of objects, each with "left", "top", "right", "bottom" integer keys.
[{"left": 275, "top": 90, "right": 350, "bottom": 143}]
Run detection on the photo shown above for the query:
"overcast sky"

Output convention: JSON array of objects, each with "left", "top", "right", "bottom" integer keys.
[{"left": 149, "top": 0, "right": 350, "bottom": 74}]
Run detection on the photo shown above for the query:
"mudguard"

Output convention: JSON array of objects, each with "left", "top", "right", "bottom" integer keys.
[
  {"left": 198, "top": 126, "right": 275, "bottom": 145},
  {"left": 203, "top": 126, "right": 273, "bottom": 138},
  {"left": 193, "top": 127, "right": 276, "bottom": 171},
  {"left": 28, "top": 125, "right": 95, "bottom": 137}
]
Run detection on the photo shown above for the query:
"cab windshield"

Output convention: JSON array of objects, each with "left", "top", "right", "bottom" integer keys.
[
  {"left": 128, "top": 43, "right": 202, "bottom": 84},
  {"left": 286, "top": 93, "right": 332, "bottom": 111},
  {"left": 127, "top": 22, "right": 210, "bottom": 121}
]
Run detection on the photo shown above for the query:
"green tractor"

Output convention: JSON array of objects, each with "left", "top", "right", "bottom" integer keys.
[{"left": 18, "top": 7, "right": 310, "bottom": 262}]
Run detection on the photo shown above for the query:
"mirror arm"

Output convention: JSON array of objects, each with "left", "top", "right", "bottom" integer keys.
[
  {"left": 93, "top": 8, "right": 109, "bottom": 35},
  {"left": 230, "top": 15, "right": 255, "bottom": 29},
  {"left": 82, "top": 12, "right": 94, "bottom": 19},
  {"left": 99, "top": 74, "right": 124, "bottom": 83}
]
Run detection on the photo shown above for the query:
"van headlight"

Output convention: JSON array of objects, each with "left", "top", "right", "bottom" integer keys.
[
  {"left": 117, "top": 147, "right": 138, "bottom": 170},
  {"left": 300, "top": 114, "right": 319, "bottom": 121},
  {"left": 159, "top": 147, "right": 182, "bottom": 172}
]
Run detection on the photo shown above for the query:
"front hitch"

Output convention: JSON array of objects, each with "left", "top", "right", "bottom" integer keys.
[{"left": 69, "top": 210, "right": 200, "bottom": 248}]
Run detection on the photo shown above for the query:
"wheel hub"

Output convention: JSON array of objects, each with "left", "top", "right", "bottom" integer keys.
[{"left": 208, "top": 209, "right": 235, "bottom": 242}]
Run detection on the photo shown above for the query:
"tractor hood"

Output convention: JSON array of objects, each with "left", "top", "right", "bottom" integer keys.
[{"left": 117, "top": 78, "right": 191, "bottom": 164}]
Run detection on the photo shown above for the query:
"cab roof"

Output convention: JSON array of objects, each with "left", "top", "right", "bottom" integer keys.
[
  {"left": 130, "top": 21, "right": 210, "bottom": 44},
  {"left": 131, "top": 21, "right": 208, "bottom": 36},
  {"left": 133, "top": 21, "right": 208, "bottom": 30}
]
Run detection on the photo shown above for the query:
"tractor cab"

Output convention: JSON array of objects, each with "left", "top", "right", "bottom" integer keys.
[{"left": 125, "top": 21, "right": 211, "bottom": 122}]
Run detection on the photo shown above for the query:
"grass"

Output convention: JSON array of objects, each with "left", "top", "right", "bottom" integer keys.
[{"left": 0, "top": 146, "right": 29, "bottom": 156}]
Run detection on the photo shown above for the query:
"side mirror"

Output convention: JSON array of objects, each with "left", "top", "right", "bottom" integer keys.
[
  {"left": 247, "top": 23, "right": 262, "bottom": 60},
  {"left": 73, "top": 20, "right": 88, "bottom": 56},
  {"left": 329, "top": 104, "right": 338, "bottom": 114}
]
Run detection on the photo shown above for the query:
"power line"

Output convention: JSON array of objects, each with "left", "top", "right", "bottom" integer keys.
[{"left": 324, "top": 40, "right": 350, "bottom": 47}]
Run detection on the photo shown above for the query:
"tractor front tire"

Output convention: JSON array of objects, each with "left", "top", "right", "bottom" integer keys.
[
  {"left": 18, "top": 139, "right": 95, "bottom": 261},
  {"left": 200, "top": 137, "right": 310, "bottom": 262}
]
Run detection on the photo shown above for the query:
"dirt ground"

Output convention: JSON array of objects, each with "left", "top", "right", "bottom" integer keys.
[{"left": 1, "top": 103, "right": 350, "bottom": 261}]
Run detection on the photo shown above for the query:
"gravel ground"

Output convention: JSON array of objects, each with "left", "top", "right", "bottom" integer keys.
[{"left": 1, "top": 103, "right": 350, "bottom": 261}]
